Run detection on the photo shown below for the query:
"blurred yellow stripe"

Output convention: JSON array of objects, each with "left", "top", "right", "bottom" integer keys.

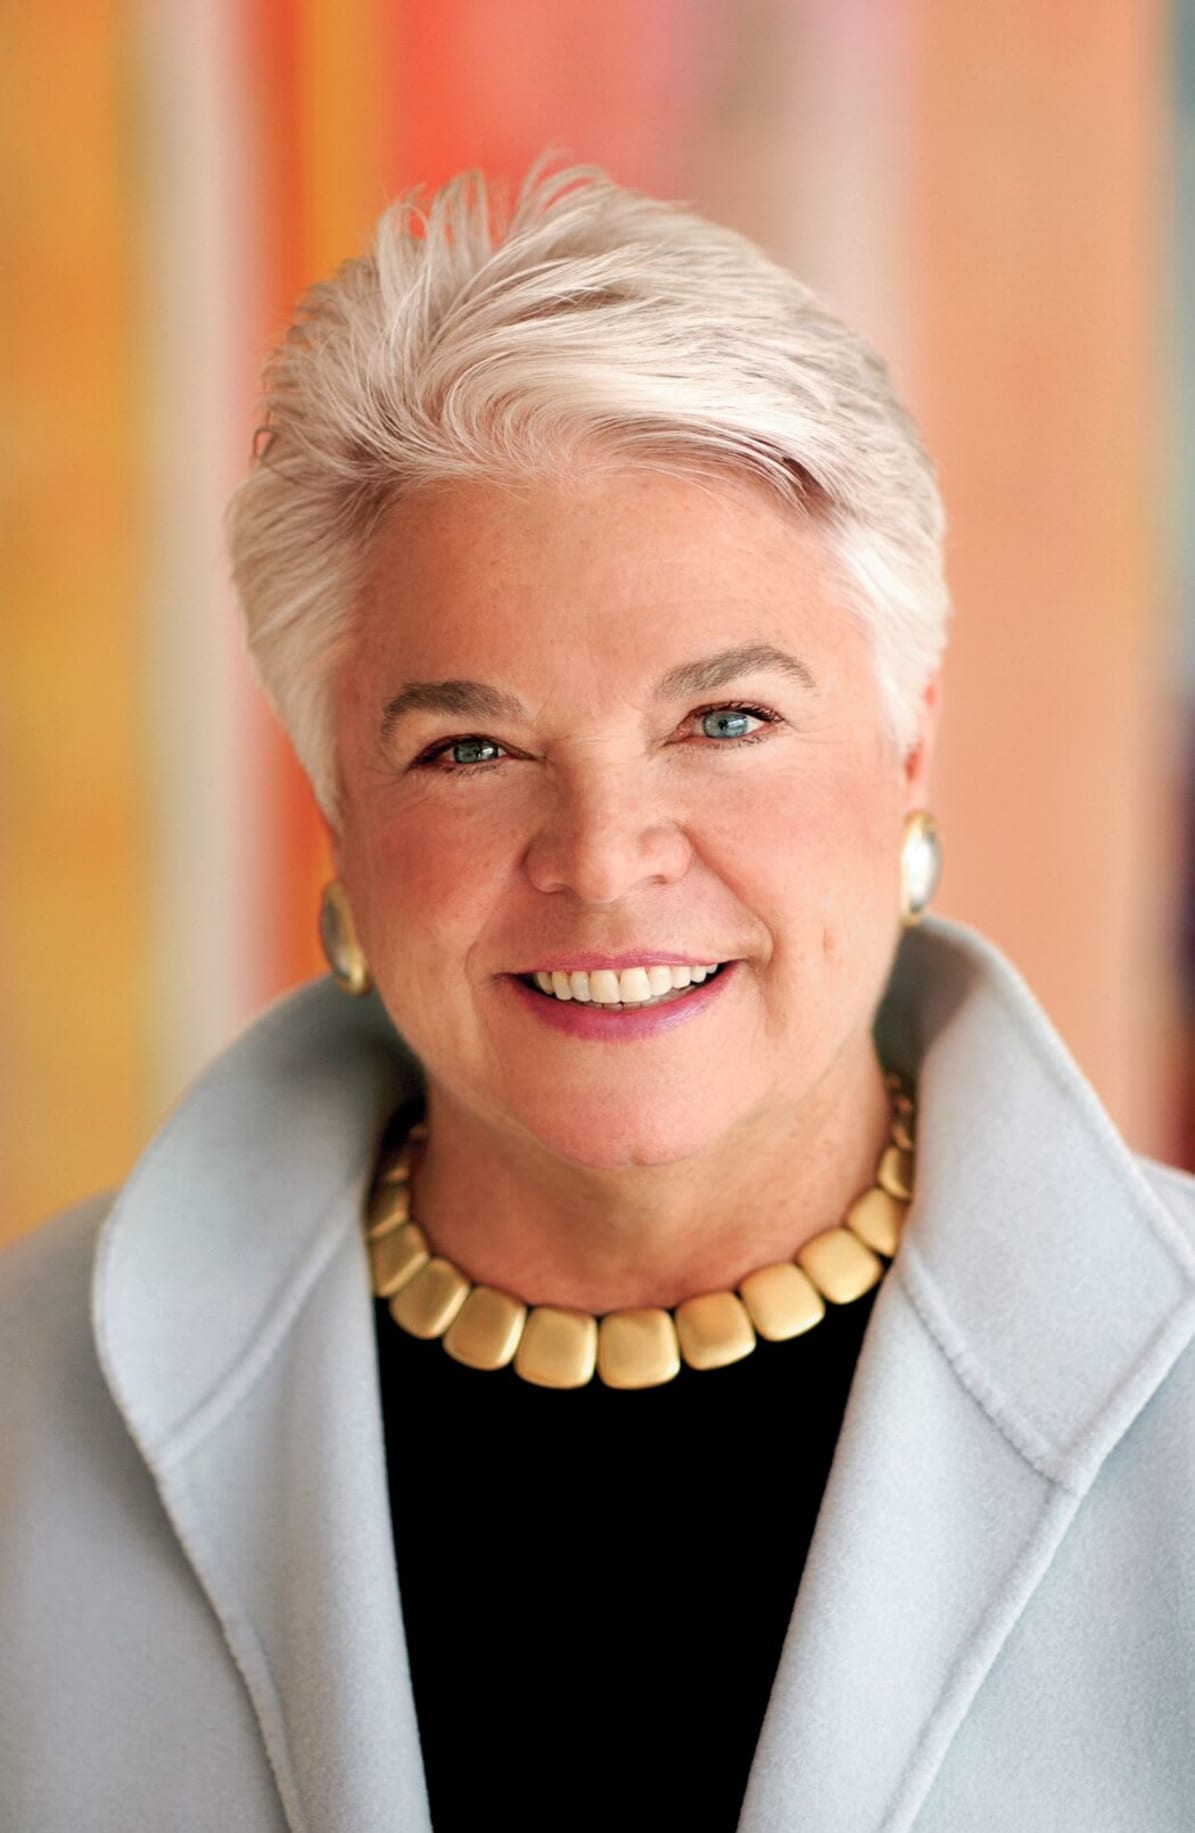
[
  {"left": 256, "top": 0, "right": 392, "bottom": 981},
  {"left": 0, "top": 0, "right": 150, "bottom": 1236},
  {"left": 297, "top": 0, "right": 389, "bottom": 277}
]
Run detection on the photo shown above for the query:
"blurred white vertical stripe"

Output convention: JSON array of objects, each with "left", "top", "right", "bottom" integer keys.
[
  {"left": 783, "top": 0, "right": 915, "bottom": 388},
  {"left": 686, "top": 0, "right": 913, "bottom": 385},
  {"left": 135, "top": 0, "right": 272, "bottom": 1101}
]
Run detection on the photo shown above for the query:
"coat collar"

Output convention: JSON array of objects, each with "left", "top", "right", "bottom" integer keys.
[
  {"left": 743, "top": 918, "right": 1195, "bottom": 1832},
  {"left": 93, "top": 978, "right": 431, "bottom": 1833},
  {"left": 877, "top": 917, "right": 1195, "bottom": 1493},
  {"left": 93, "top": 915, "right": 1195, "bottom": 1833}
]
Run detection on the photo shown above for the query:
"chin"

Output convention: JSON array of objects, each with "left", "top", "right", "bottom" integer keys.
[{"left": 515, "top": 1095, "right": 732, "bottom": 1174}]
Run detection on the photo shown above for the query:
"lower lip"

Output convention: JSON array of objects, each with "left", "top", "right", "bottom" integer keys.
[{"left": 503, "top": 963, "right": 738, "bottom": 1042}]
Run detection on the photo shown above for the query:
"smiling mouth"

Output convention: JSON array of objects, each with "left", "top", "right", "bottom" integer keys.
[{"left": 519, "top": 963, "right": 730, "bottom": 1010}]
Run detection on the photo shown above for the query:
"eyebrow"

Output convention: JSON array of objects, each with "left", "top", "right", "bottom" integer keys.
[
  {"left": 652, "top": 642, "right": 818, "bottom": 700},
  {"left": 378, "top": 642, "right": 818, "bottom": 747}
]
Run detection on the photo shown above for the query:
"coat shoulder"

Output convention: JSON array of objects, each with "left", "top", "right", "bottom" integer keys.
[
  {"left": 0, "top": 1191, "right": 129, "bottom": 1537},
  {"left": 0, "top": 1193, "right": 114, "bottom": 1394},
  {"left": 1, "top": 1189, "right": 115, "bottom": 1276},
  {"left": 0, "top": 1199, "right": 287, "bottom": 1829}
]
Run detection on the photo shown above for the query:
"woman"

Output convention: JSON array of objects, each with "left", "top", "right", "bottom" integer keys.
[{"left": 4, "top": 165, "right": 1195, "bottom": 1833}]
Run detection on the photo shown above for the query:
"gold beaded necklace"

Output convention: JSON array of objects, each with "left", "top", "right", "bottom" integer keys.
[{"left": 366, "top": 1072, "right": 915, "bottom": 1391}]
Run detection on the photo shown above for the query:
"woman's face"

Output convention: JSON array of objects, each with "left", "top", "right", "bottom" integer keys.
[{"left": 331, "top": 467, "right": 938, "bottom": 1171}]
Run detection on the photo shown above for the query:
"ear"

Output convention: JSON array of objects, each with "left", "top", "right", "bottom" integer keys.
[{"left": 901, "top": 668, "right": 942, "bottom": 807}]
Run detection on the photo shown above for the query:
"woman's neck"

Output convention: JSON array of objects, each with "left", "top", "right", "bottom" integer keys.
[{"left": 406, "top": 1045, "right": 893, "bottom": 1313}]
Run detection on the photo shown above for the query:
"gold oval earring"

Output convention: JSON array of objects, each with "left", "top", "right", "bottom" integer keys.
[
  {"left": 899, "top": 810, "right": 942, "bottom": 927},
  {"left": 319, "top": 880, "right": 373, "bottom": 996}
]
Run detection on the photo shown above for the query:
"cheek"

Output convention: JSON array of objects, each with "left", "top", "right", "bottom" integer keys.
[
  {"left": 713, "top": 759, "right": 899, "bottom": 953},
  {"left": 713, "top": 757, "right": 889, "bottom": 877},
  {"left": 808, "top": 775, "right": 904, "bottom": 976},
  {"left": 348, "top": 801, "right": 521, "bottom": 968}
]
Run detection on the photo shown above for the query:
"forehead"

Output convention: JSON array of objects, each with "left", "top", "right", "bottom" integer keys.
[{"left": 353, "top": 467, "right": 863, "bottom": 678}]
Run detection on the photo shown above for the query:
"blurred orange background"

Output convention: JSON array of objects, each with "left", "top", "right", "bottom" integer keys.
[{"left": 5, "top": 0, "right": 1195, "bottom": 1239}]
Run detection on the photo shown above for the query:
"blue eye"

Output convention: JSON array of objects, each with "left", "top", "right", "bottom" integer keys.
[
  {"left": 700, "top": 708, "right": 758, "bottom": 740},
  {"left": 409, "top": 734, "right": 508, "bottom": 775},
  {"left": 411, "top": 701, "right": 778, "bottom": 778},
  {"left": 688, "top": 702, "right": 779, "bottom": 750},
  {"left": 448, "top": 737, "right": 502, "bottom": 766}
]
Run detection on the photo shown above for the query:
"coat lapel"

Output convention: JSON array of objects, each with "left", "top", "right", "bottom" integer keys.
[
  {"left": 93, "top": 981, "right": 432, "bottom": 1833},
  {"left": 740, "top": 917, "right": 1195, "bottom": 1832}
]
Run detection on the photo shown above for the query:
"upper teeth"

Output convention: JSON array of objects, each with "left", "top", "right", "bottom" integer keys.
[{"left": 532, "top": 964, "right": 721, "bottom": 1004}]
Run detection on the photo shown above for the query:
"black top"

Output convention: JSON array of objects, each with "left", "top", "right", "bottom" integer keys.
[{"left": 374, "top": 1282, "right": 877, "bottom": 1833}]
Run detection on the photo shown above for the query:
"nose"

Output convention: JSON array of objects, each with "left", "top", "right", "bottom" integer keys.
[{"left": 523, "top": 762, "right": 693, "bottom": 904}]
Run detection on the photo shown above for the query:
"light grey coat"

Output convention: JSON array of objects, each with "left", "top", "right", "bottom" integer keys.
[{"left": 4, "top": 914, "right": 1195, "bottom": 1832}]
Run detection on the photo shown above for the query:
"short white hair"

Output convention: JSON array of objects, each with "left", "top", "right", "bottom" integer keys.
[{"left": 228, "top": 162, "right": 951, "bottom": 819}]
